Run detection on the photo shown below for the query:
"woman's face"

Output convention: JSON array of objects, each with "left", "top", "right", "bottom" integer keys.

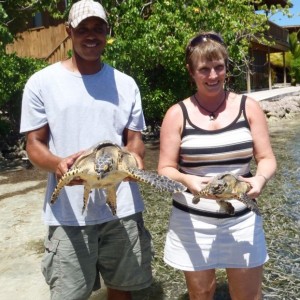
[{"left": 189, "top": 58, "right": 226, "bottom": 96}]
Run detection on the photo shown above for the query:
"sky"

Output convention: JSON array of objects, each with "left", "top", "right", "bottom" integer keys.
[{"left": 269, "top": 0, "right": 300, "bottom": 26}]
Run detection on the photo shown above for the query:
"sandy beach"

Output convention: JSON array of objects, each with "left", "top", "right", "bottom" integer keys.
[{"left": 0, "top": 167, "right": 107, "bottom": 300}]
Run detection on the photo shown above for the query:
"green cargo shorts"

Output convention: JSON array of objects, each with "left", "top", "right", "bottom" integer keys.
[{"left": 41, "top": 213, "right": 153, "bottom": 300}]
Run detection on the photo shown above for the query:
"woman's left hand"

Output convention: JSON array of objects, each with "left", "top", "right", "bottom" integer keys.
[{"left": 240, "top": 175, "right": 267, "bottom": 199}]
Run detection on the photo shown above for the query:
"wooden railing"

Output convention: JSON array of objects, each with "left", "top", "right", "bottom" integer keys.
[
  {"left": 267, "top": 20, "right": 289, "bottom": 47},
  {"left": 45, "top": 35, "right": 72, "bottom": 64}
]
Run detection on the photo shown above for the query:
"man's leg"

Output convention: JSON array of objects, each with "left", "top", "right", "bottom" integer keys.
[
  {"left": 97, "top": 213, "right": 153, "bottom": 296},
  {"left": 42, "top": 225, "right": 99, "bottom": 300}
]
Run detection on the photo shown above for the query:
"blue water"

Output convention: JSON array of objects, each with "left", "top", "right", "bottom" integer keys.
[{"left": 237, "top": 118, "right": 300, "bottom": 299}]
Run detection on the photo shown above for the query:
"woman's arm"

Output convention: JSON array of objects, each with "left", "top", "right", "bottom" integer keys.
[
  {"left": 158, "top": 103, "right": 208, "bottom": 193},
  {"left": 243, "top": 97, "right": 277, "bottom": 198}
]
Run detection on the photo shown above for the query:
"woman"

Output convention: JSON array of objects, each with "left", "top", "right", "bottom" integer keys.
[{"left": 158, "top": 31, "right": 277, "bottom": 300}]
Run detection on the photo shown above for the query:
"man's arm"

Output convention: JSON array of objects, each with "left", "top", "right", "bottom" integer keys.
[
  {"left": 26, "top": 124, "right": 60, "bottom": 172},
  {"left": 26, "top": 124, "right": 82, "bottom": 179}
]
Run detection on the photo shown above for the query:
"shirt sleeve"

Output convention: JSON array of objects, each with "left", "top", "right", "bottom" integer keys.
[
  {"left": 20, "top": 73, "right": 48, "bottom": 133},
  {"left": 126, "top": 80, "right": 147, "bottom": 132}
]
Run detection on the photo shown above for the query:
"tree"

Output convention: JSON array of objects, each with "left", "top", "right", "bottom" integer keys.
[
  {"left": 0, "top": 1, "right": 58, "bottom": 151},
  {"left": 288, "top": 31, "right": 300, "bottom": 85},
  {"left": 0, "top": 0, "right": 292, "bottom": 145},
  {"left": 102, "top": 0, "right": 292, "bottom": 122}
]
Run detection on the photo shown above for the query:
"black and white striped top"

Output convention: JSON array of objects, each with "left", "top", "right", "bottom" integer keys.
[{"left": 178, "top": 95, "right": 253, "bottom": 178}]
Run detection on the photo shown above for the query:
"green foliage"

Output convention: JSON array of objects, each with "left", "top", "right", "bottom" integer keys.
[
  {"left": 0, "top": 0, "right": 293, "bottom": 136},
  {"left": 270, "top": 52, "right": 290, "bottom": 68},
  {"left": 287, "top": 31, "right": 300, "bottom": 85},
  {"left": 0, "top": 51, "right": 48, "bottom": 146},
  {"left": 288, "top": 31, "right": 300, "bottom": 58},
  {"left": 290, "top": 57, "right": 300, "bottom": 86},
  {"left": 0, "top": 0, "right": 66, "bottom": 50},
  {"left": 102, "top": 0, "right": 287, "bottom": 121},
  {"left": 271, "top": 31, "right": 300, "bottom": 85},
  {"left": 0, "top": 0, "right": 63, "bottom": 151},
  {"left": 0, "top": 3, "right": 13, "bottom": 48},
  {"left": 270, "top": 31, "right": 300, "bottom": 85}
]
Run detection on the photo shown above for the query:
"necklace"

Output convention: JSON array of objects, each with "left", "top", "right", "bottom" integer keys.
[{"left": 194, "top": 92, "right": 227, "bottom": 121}]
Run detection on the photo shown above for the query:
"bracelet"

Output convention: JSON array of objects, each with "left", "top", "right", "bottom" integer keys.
[{"left": 257, "top": 174, "right": 268, "bottom": 182}]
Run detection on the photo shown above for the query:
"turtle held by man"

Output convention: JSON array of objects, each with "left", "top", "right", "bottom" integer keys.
[
  {"left": 192, "top": 172, "right": 261, "bottom": 216},
  {"left": 50, "top": 140, "right": 186, "bottom": 215}
]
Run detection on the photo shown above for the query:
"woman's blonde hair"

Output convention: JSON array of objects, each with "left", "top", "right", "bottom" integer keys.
[{"left": 185, "top": 31, "right": 228, "bottom": 73}]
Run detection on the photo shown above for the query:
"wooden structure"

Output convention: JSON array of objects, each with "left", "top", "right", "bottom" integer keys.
[
  {"left": 248, "top": 20, "right": 290, "bottom": 92},
  {"left": 283, "top": 25, "right": 300, "bottom": 34},
  {"left": 6, "top": 24, "right": 72, "bottom": 64},
  {"left": 5, "top": 0, "right": 70, "bottom": 64},
  {"left": 245, "top": 0, "right": 291, "bottom": 92}
]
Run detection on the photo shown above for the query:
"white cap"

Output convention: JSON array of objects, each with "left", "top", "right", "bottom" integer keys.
[{"left": 68, "top": 0, "right": 108, "bottom": 28}]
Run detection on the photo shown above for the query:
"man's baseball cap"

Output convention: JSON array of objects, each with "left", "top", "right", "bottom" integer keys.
[{"left": 68, "top": 0, "right": 108, "bottom": 28}]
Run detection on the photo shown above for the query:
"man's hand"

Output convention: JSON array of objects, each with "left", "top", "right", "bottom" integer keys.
[{"left": 55, "top": 151, "right": 85, "bottom": 185}]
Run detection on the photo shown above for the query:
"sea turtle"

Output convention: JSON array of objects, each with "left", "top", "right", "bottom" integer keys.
[
  {"left": 192, "top": 172, "right": 261, "bottom": 216},
  {"left": 50, "top": 140, "right": 186, "bottom": 215}
]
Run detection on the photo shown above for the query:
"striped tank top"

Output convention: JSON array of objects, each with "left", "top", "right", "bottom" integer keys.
[
  {"left": 172, "top": 95, "right": 254, "bottom": 215},
  {"left": 178, "top": 95, "right": 253, "bottom": 178}
]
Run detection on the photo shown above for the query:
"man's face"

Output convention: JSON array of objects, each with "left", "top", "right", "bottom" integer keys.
[{"left": 68, "top": 17, "right": 107, "bottom": 62}]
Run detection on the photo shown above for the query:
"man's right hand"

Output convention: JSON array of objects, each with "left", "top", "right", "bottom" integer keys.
[{"left": 55, "top": 151, "right": 85, "bottom": 185}]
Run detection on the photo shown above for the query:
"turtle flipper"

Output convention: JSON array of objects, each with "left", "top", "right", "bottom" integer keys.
[
  {"left": 50, "top": 171, "right": 76, "bottom": 204},
  {"left": 82, "top": 184, "right": 92, "bottom": 214},
  {"left": 238, "top": 194, "right": 261, "bottom": 216},
  {"left": 217, "top": 200, "right": 235, "bottom": 215},
  {"left": 192, "top": 195, "right": 201, "bottom": 204},
  {"left": 106, "top": 186, "right": 117, "bottom": 215},
  {"left": 128, "top": 168, "right": 186, "bottom": 193}
]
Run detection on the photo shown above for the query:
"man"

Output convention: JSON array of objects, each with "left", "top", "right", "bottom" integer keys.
[{"left": 20, "top": 1, "right": 152, "bottom": 299}]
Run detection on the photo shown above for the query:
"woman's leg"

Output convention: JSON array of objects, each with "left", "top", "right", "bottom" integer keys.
[
  {"left": 184, "top": 269, "right": 216, "bottom": 300},
  {"left": 226, "top": 265, "right": 263, "bottom": 300}
]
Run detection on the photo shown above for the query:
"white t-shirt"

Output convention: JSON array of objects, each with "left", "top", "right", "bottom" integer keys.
[{"left": 20, "top": 62, "right": 146, "bottom": 226}]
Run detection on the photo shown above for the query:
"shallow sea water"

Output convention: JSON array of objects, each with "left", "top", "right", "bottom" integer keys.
[{"left": 139, "top": 117, "right": 300, "bottom": 300}]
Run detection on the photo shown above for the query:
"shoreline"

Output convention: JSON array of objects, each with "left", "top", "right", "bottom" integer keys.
[
  {"left": 259, "top": 94, "right": 300, "bottom": 120},
  {"left": 1, "top": 93, "right": 300, "bottom": 169}
]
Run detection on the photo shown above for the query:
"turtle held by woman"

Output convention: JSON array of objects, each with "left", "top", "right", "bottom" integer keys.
[
  {"left": 192, "top": 172, "right": 261, "bottom": 215},
  {"left": 50, "top": 140, "right": 186, "bottom": 215}
]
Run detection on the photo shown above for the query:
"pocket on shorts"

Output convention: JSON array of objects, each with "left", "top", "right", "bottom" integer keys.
[{"left": 41, "top": 236, "right": 60, "bottom": 286}]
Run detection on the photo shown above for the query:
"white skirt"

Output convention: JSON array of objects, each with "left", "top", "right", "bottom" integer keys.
[{"left": 164, "top": 205, "right": 269, "bottom": 271}]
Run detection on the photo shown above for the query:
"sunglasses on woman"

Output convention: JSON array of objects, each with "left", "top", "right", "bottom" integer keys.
[
  {"left": 189, "top": 33, "right": 226, "bottom": 48},
  {"left": 185, "top": 33, "right": 228, "bottom": 65}
]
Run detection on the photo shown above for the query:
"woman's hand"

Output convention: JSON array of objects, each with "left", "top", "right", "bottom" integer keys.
[
  {"left": 240, "top": 175, "right": 267, "bottom": 199},
  {"left": 183, "top": 174, "right": 211, "bottom": 195}
]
